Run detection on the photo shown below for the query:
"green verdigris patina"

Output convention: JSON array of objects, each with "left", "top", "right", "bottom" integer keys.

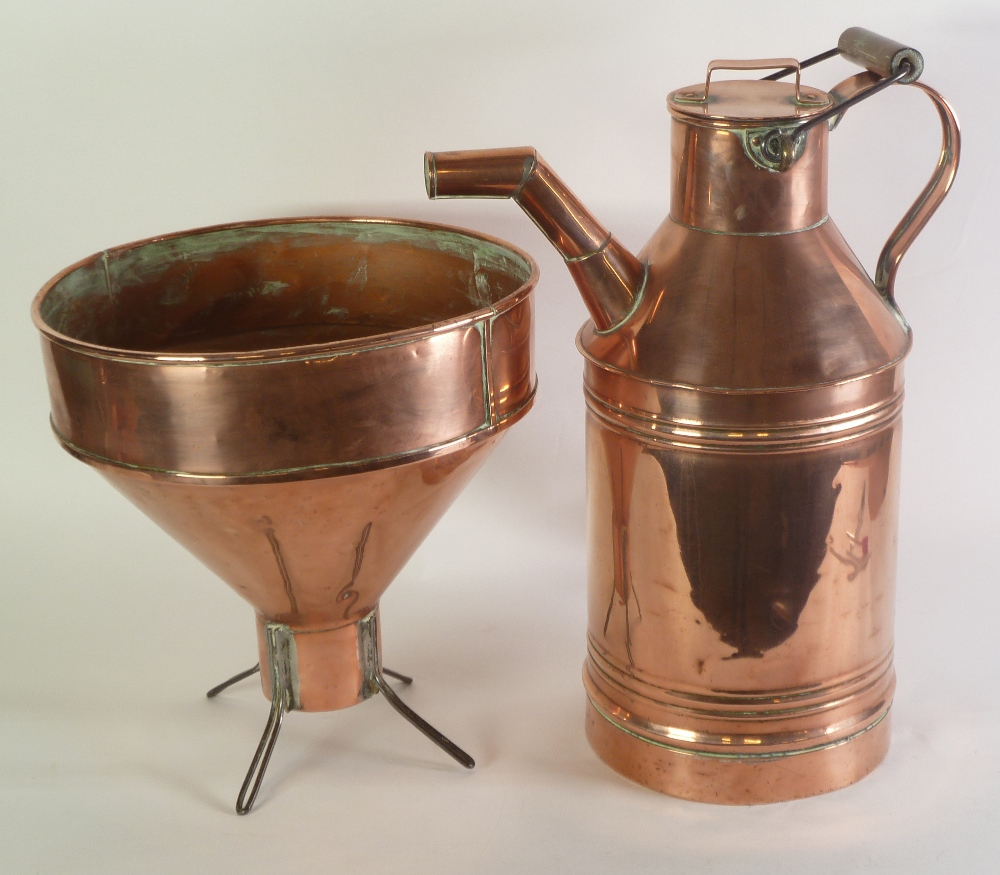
[{"left": 40, "top": 220, "right": 532, "bottom": 353}]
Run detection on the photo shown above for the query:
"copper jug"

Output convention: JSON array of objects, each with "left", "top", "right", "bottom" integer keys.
[{"left": 425, "top": 28, "right": 960, "bottom": 802}]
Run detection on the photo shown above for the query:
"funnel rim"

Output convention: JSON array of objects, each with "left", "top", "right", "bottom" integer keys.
[{"left": 31, "top": 215, "right": 539, "bottom": 364}]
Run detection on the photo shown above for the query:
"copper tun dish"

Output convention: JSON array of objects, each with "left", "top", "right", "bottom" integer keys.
[{"left": 31, "top": 217, "right": 537, "bottom": 812}]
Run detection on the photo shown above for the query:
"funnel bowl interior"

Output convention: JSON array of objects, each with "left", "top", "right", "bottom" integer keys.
[{"left": 36, "top": 218, "right": 533, "bottom": 356}]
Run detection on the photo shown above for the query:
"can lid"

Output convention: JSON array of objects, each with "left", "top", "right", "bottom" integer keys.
[{"left": 668, "top": 59, "right": 832, "bottom": 124}]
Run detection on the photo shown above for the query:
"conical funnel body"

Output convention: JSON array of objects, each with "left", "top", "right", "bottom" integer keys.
[
  {"left": 100, "top": 440, "right": 496, "bottom": 709},
  {"left": 102, "top": 443, "right": 495, "bottom": 630}
]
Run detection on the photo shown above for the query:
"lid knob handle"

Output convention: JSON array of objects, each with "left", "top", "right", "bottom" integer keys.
[
  {"left": 705, "top": 58, "right": 803, "bottom": 102},
  {"left": 673, "top": 58, "right": 819, "bottom": 106}
]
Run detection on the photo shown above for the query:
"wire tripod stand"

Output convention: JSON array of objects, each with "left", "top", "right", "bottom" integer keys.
[{"left": 206, "top": 614, "right": 474, "bottom": 815}]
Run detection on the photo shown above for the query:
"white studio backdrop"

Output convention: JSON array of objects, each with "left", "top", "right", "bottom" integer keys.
[{"left": 1, "top": 1, "right": 998, "bottom": 872}]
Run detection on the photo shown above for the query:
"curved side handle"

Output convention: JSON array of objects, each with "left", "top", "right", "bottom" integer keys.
[{"left": 874, "top": 82, "right": 961, "bottom": 301}]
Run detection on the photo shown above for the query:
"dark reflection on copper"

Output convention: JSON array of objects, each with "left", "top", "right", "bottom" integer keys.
[{"left": 656, "top": 451, "right": 842, "bottom": 658}]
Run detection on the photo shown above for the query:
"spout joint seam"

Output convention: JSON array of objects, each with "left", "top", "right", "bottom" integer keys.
[
  {"left": 510, "top": 151, "right": 539, "bottom": 201},
  {"left": 592, "top": 263, "right": 650, "bottom": 336},
  {"left": 669, "top": 215, "right": 829, "bottom": 237},
  {"left": 562, "top": 234, "right": 614, "bottom": 263}
]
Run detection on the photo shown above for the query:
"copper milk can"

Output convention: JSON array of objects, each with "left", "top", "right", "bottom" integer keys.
[{"left": 426, "top": 28, "right": 960, "bottom": 802}]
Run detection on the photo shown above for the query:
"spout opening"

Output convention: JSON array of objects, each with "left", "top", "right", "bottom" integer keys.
[{"left": 424, "top": 152, "right": 437, "bottom": 199}]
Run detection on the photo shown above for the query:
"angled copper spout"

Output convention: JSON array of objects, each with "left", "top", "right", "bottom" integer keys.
[{"left": 425, "top": 148, "right": 646, "bottom": 331}]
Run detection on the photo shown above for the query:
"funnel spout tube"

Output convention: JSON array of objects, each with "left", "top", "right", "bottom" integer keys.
[{"left": 426, "top": 148, "right": 646, "bottom": 331}]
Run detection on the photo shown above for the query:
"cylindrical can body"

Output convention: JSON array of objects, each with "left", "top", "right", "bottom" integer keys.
[{"left": 581, "top": 363, "right": 903, "bottom": 802}]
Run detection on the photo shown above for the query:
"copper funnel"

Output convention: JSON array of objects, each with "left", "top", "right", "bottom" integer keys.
[{"left": 31, "top": 217, "right": 537, "bottom": 813}]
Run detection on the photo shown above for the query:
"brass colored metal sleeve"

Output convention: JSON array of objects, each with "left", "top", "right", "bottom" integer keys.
[{"left": 838, "top": 27, "right": 923, "bottom": 84}]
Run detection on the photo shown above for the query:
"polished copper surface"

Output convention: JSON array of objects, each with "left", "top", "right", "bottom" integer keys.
[
  {"left": 671, "top": 68, "right": 831, "bottom": 121},
  {"left": 33, "top": 217, "right": 538, "bottom": 712},
  {"left": 666, "top": 94, "right": 829, "bottom": 233},
  {"left": 427, "top": 148, "right": 644, "bottom": 331},
  {"left": 581, "top": 217, "right": 909, "bottom": 389},
  {"left": 427, "top": 36, "right": 959, "bottom": 803},
  {"left": 582, "top": 400, "right": 900, "bottom": 802},
  {"left": 102, "top": 440, "right": 495, "bottom": 711},
  {"left": 585, "top": 699, "right": 892, "bottom": 804}
]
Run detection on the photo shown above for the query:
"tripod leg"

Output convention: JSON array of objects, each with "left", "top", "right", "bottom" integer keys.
[
  {"left": 235, "top": 694, "right": 285, "bottom": 815},
  {"left": 381, "top": 667, "right": 413, "bottom": 685},
  {"left": 373, "top": 669, "right": 474, "bottom": 769},
  {"left": 230, "top": 623, "right": 299, "bottom": 814},
  {"left": 206, "top": 664, "right": 261, "bottom": 698}
]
